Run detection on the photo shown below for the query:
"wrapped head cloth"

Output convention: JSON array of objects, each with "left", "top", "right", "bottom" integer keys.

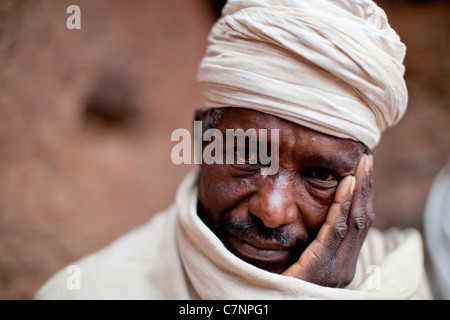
[{"left": 197, "top": 0, "right": 408, "bottom": 149}]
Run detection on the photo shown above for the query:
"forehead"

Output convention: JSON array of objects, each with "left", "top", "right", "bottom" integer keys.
[
  {"left": 217, "top": 108, "right": 360, "bottom": 145},
  {"left": 216, "top": 107, "right": 366, "bottom": 169}
]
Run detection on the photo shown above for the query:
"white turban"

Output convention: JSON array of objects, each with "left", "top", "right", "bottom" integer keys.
[{"left": 198, "top": 0, "right": 408, "bottom": 149}]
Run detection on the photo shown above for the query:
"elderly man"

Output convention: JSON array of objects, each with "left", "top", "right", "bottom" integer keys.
[{"left": 35, "top": 0, "right": 431, "bottom": 299}]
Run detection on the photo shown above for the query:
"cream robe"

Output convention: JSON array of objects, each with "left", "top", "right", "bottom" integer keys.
[{"left": 35, "top": 171, "right": 431, "bottom": 299}]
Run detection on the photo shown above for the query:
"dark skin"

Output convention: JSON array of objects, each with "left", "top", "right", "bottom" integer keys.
[{"left": 197, "top": 108, "right": 374, "bottom": 288}]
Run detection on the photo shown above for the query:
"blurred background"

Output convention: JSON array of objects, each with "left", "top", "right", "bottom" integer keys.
[{"left": 0, "top": 0, "right": 448, "bottom": 299}]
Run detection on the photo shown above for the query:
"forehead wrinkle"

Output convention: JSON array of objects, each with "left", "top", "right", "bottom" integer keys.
[
  {"left": 286, "top": 127, "right": 362, "bottom": 173},
  {"left": 215, "top": 108, "right": 363, "bottom": 172},
  {"left": 300, "top": 142, "right": 362, "bottom": 174}
]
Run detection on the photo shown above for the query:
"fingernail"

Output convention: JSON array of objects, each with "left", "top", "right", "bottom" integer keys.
[
  {"left": 350, "top": 176, "right": 356, "bottom": 194},
  {"left": 364, "top": 155, "right": 371, "bottom": 174}
]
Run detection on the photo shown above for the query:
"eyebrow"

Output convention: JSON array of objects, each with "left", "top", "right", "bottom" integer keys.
[{"left": 299, "top": 151, "right": 358, "bottom": 175}]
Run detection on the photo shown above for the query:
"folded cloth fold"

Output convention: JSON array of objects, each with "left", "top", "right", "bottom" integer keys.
[
  {"left": 176, "top": 171, "right": 431, "bottom": 300},
  {"left": 198, "top": 0, "right": 408, "bottom": 149},
  {"left": 34, "top": 171, "right": 431, "bottom": 299}
]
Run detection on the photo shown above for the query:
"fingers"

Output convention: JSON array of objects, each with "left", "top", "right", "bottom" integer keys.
[
  {"left": 282, "top": 154, "right": 374, "bottom": 286},
  {"left": 341, "top": 154, "right": 374, "bottom": 253},
  {"left": 282, "top": 175, "right": 356, "bottom": 280},
  {"left": 314, "top": 174, "right": 355, "bottom": 250},
  {"left": 317, "top": 154, "right": 373, "bottom": 252},
  {"left": 319, "top": 153, "right": 374, "bottom": 286}
]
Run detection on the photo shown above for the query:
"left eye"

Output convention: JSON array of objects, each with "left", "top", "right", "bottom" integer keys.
[
  {"left": 305, "top": 167, "right": 337, "bottom": 181},
  {"left": 235, "top": 147, "right": 258, "bottom": 164}
]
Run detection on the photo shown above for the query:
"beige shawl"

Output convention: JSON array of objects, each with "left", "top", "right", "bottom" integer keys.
[{"left": 35, "top": 171, "right": 431, "bottom": 299}]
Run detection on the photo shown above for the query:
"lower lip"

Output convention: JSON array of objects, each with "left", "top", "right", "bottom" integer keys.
[{"left": 228, "top": 235, "right": 291, "bottom": 262}]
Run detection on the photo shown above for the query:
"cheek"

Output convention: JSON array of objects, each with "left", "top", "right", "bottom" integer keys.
[
  {"left": 297, "top": 184, "right": 336, "bottom": 231},
  {"left": 199, "top": 166, "right": 337, "bottom": 234},
  {"left": 198, "top": 164, "right": 257, "bottom": 216}
]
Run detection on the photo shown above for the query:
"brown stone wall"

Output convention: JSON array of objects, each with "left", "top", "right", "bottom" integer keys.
[{"left": 0, "top": 0, "right": 448, "bottom": 299}]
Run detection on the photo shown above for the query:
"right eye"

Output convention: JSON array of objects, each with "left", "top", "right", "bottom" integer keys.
[
  {"left": 309, "top": 167, "right": 336, "bottom": 181},
  {"left": 235, "top": 147, "right": 259, "bottom": 164},
  {"left": 302, "top": 166, "right": 340, "bottom": 182}
]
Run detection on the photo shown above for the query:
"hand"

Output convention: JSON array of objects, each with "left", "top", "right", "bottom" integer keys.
[{"left": 282, "top": 154, "right": 374, "bottom": 287}]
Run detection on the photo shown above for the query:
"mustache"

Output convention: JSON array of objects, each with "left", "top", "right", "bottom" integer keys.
[{"left": 222, "top": 215, "right": 309, "bottom": 248}]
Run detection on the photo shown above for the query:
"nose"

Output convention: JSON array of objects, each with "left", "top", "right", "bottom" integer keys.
[{"left": 248, "top": 175, "right": 299, "bottom": 229}]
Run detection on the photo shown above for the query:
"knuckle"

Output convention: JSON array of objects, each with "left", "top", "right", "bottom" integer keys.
[
  {"left": 362, "top": 181, "right": 373, "bottom": 200},
  {"left": 333, "top": 220, "right": 348, "bottom": 240},
  {"left": 342, "top": 199, "right": 352, "bottom": 215},
  {"left": 353, "top": 215, "right": 366, "bottom": 232}
]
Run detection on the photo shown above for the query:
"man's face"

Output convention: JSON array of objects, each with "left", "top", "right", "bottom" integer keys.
[{"left": 197, "top": 108, "right": 367, "bottom": 274}]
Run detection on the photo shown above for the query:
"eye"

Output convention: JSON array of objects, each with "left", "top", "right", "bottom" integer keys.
[
  {"left": 303, "top": 167, "right": 338, "bottom": 181},
  {"left": 234, "top": 147, "right": 259, "bottom": 164}
]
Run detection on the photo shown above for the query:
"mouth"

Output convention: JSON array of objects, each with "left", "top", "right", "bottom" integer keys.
[{"left": 227, "top": 234, "right": 294, "bottom": 265}]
